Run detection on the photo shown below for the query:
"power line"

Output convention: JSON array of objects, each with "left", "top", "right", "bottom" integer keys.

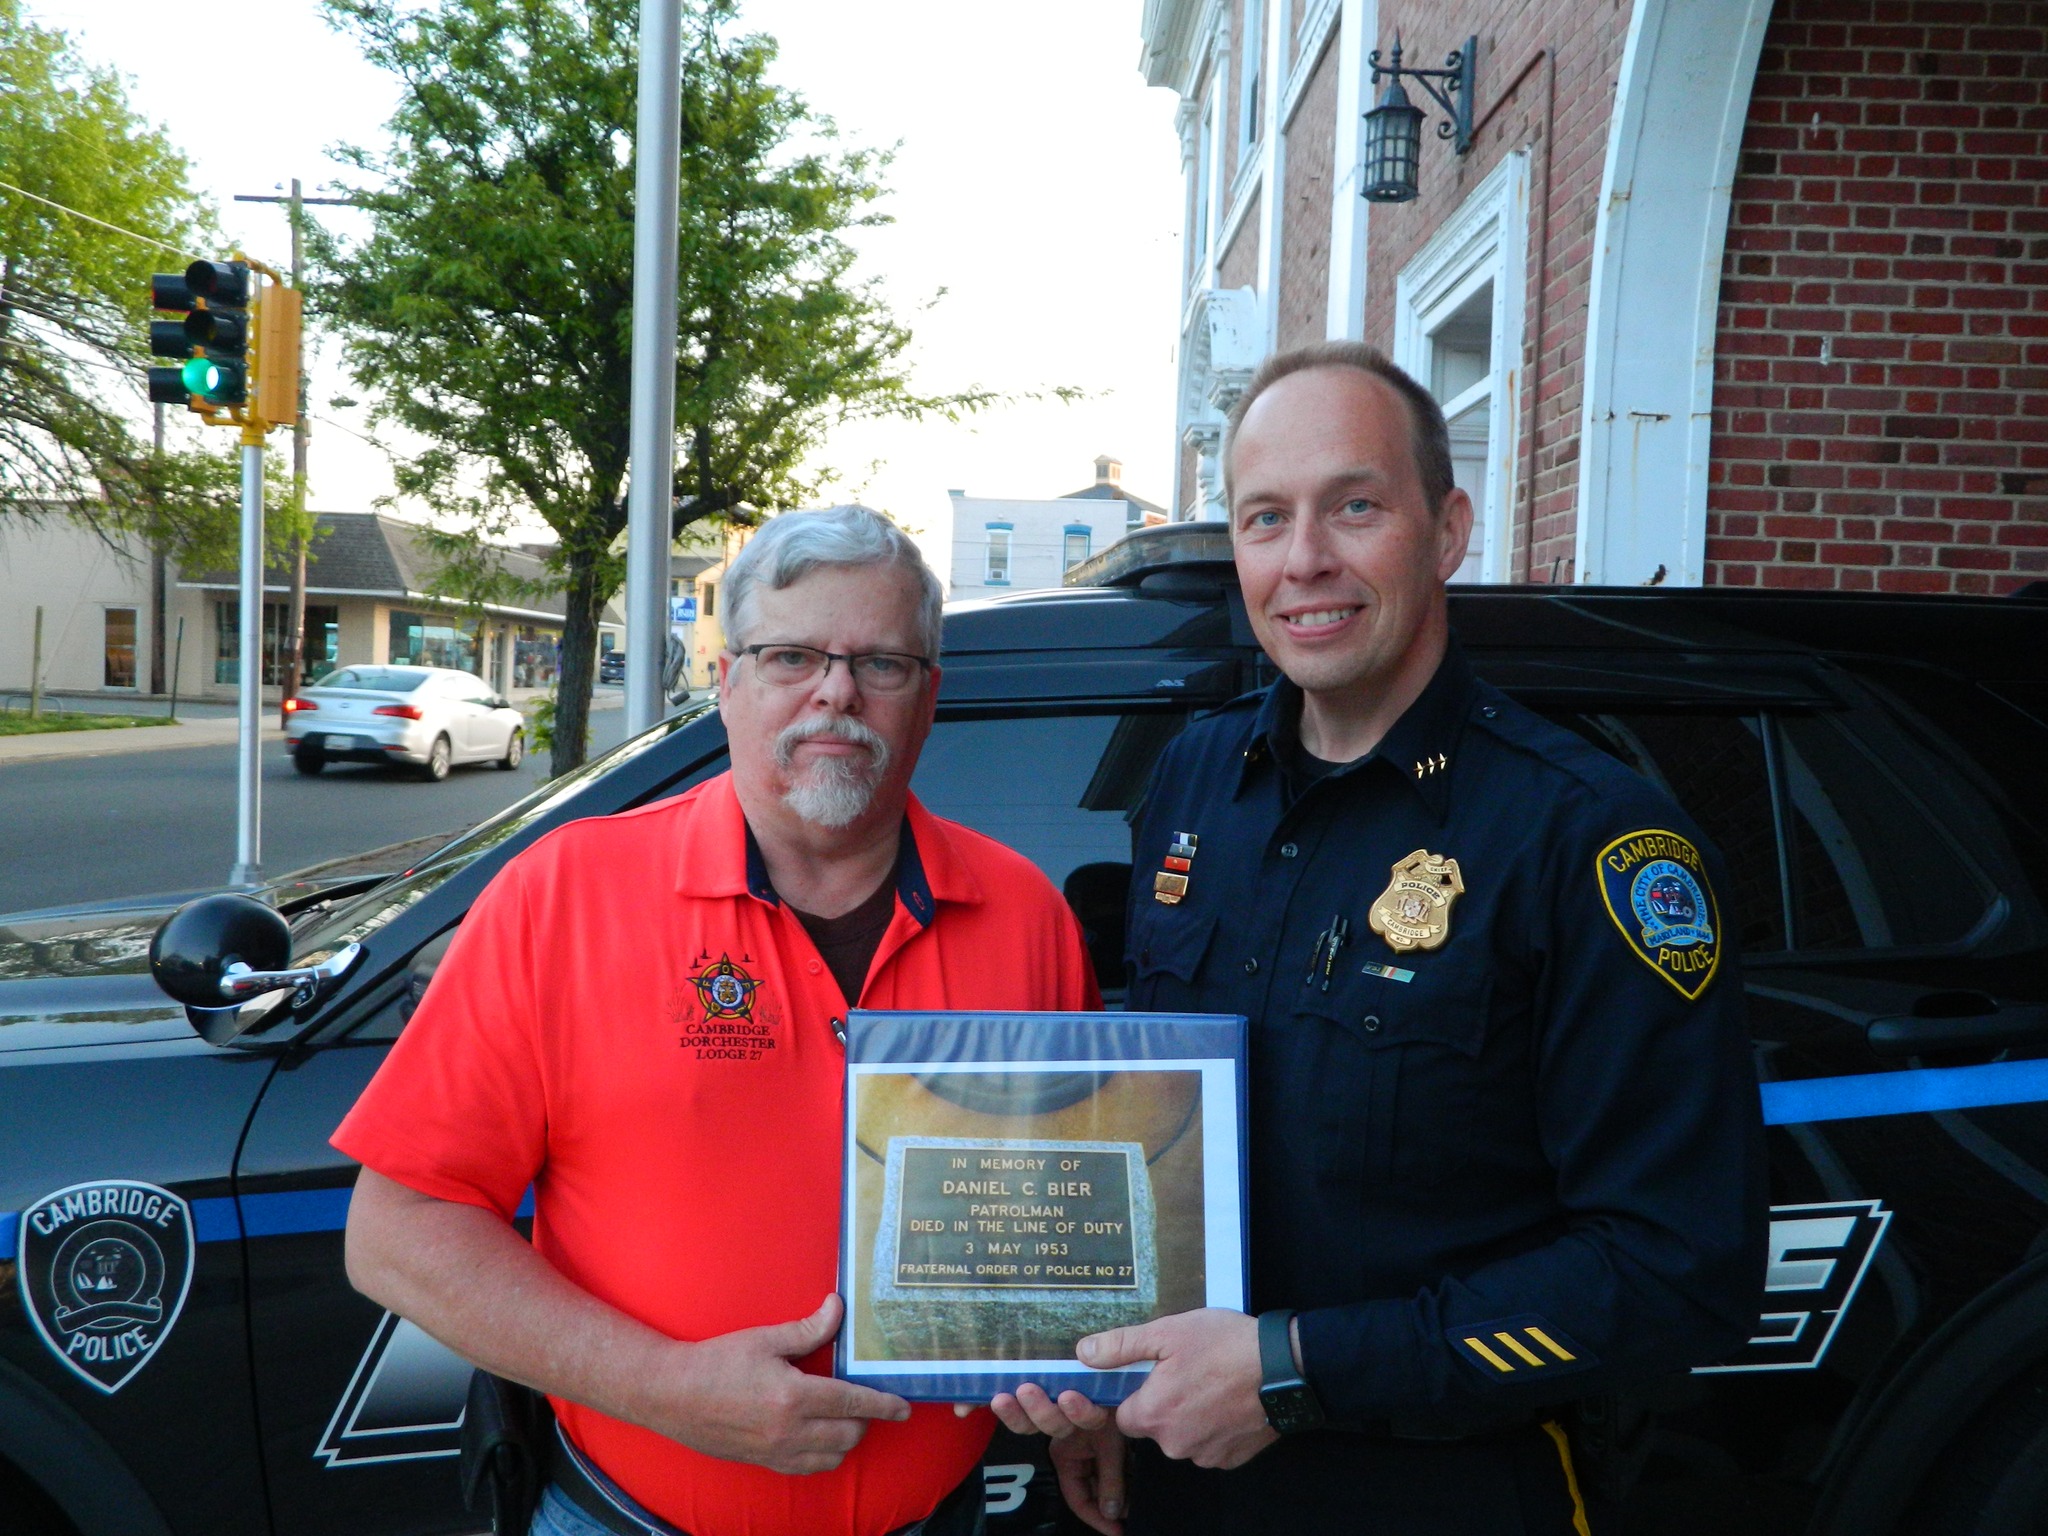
[
  {"left": 0, "top": 178, "right": 195, "bottom": 258},
  {"left": 310, "top": 411, "right": 394, "bottom": 454},
  {"left": 0, "top": 330, "right": 136, "bottom": 378}
]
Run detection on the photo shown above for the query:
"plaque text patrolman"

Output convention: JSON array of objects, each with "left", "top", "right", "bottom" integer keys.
[{"left": 892, "top": 1145, "right": 1138, "bottom": 1289}]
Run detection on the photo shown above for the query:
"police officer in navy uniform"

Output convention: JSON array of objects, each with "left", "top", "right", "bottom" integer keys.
[{"left": 991, "top": 343, "right": 1765, "bottom": 1535}]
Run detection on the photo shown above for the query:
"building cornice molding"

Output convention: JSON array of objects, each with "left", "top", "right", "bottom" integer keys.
[{"left": 1138, "top": 0, "right": 1227, "bottom": 94}]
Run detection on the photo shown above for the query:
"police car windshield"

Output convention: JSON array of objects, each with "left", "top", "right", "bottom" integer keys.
[
  {"left": 291, "top": 697, "right": 722, "bottom": 957},
  {"left": 319, "top": 668, "right": 429, "bottom": 693}
]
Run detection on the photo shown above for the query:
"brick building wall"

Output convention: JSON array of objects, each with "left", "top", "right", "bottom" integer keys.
[
  {"left": 1359, "top": 0, "right": 1631, "bottom": 581},
  {"left": 1277, "top": 32, "right": 1339, "bottom": 349},
  {"left": 1708, "top": 0, "right": 2048, "bottom": 595},
  {"left": 1219, "top": 194, "right": 1262, "bottom": 289}
]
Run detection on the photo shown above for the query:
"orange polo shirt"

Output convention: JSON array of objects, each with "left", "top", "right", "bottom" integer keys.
[{"left": 333, "top": 774, "right": 1099, "bottom": 1536}]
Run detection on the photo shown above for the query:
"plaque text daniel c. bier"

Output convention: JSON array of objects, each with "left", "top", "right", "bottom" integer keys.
[{"left": 892, "top": 1145, "right": 1137, "bottom": 1290}]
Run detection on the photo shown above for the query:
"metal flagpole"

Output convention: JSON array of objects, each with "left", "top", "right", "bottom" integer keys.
[
  {"left": 231, "top": 439, "right": 264, "bottom": 887},
  {"left": 624, "top": 0, "right": 685, "bottom": 736}
]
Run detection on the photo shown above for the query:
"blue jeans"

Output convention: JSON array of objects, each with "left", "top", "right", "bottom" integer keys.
[
  {"left": 529, "top": 1472, "right": 988, "bottom": 1536},
  {"left": 531, "top": 1482, "right": 621, "bottom": 1536}
]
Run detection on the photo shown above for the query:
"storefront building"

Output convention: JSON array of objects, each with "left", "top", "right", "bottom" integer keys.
[{"left": 0, "top": 510, "right": 621, "bottom": 703}]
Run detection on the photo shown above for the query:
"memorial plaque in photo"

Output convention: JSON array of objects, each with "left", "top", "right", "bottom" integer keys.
[
  {"left": 872, "top": 1138, "right": 1157, "bottom": 1362},
  {"left": 838, "top": 1009, "right": 1248, "bottom": 1404}
]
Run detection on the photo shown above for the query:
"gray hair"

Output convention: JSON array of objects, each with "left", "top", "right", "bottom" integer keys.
[{"left": 722, "top": 504, "right": 944, "bottom": 659}]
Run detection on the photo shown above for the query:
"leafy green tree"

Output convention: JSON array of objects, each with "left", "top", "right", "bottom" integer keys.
[
  {"left": 0, "top": 1, "right": 251, "bottom": 550},
  {"left": 316, "top": 0, "right": 992, "bottom": 773}
]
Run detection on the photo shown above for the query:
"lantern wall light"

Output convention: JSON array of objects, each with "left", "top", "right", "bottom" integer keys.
[{"left": 1361, "top": 34, "right": 1478, "bottom": 204}]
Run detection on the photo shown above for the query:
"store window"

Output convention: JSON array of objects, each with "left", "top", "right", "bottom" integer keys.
[
  {"left": 387, "top": 609, "right": 477, "bottom": 673},
  {"left": 1063, "top": 526, "right": 1092, "bottom": 571},
  {"left": 303, "top": 604, "right": 341, "bottom": 680},
  {"left": 103, "top": 608, "right": 137, "bottom": 689},
  {"left": 514, "top": 625, "right": 559, "bottom": 688},
  {"left": 985, "top": 525, "right": 1012, "bottom": 585},
  {"left": 1393, "top": 152, "right": 1529, "bottom": 584},
  {"left": 215, "top": 599, "right": 293, "bottom": 686}
]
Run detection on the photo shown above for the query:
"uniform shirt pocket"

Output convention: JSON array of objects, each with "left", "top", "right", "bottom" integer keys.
[
  {"left": 1126, "top": 908, "right": 1219, "bottom": 1012},
  {"left": 1294, "top": 961, "right": 1494, "bottom": 1194}
]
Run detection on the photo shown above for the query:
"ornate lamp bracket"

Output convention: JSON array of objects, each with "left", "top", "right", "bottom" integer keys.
[{"left": 1367, "top": 34, "right": 1477, "bottom": 154}]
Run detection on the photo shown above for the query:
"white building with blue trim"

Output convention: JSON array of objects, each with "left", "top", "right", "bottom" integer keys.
[{"left": 947, "top": 457, "right": 1167, "bottom": 601}]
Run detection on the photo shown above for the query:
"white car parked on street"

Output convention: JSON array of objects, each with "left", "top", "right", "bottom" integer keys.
[{"left": 284, "top": 664, "right": 526, "bottom": 782}]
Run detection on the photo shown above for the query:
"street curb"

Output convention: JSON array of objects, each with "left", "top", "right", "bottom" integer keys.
[{"left": 0, "top": 717, "right": 286, "bottom": 767}]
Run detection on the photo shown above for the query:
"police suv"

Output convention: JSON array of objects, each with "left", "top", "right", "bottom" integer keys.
[{"left": 3, "top": 524, "right": 2046, "bottom": 1536}]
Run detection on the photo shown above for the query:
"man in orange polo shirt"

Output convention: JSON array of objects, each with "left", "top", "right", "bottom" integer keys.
[{"left": 335, "top": 505, "right": 1098, "bottom": 1536}]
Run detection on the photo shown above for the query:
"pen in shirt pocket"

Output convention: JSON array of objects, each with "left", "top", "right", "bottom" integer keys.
[{"left": 1304, "top": 914, "right": 1349, "bottom": 990}]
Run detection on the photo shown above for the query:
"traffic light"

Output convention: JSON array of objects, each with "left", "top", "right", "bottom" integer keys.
[
  {"left": 179, "top": 260, "right": 251, "bottom": 407},
  {"left": 146, "top": 255, "right": 296, "bottom": 426},
  {"left": 147, "top": 272, "right": 196, "bottom": 406}
]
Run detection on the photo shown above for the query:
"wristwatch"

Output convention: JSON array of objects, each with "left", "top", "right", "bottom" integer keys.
[{"left": 1257, "top": 1309, "right": 1325, "bottom": 1434}]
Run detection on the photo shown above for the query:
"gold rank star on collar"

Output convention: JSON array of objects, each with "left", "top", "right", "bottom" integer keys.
[{"left": 1415, "top": 753, "right": 1449, "bottom": 779}]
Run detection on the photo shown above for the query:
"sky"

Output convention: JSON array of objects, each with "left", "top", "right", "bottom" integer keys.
[{"left": 37, "top": 0, "right": 1186, "bottom": 575}]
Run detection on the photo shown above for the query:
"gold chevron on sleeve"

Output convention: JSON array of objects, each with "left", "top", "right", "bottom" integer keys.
[
  {"left": 1463, "top": 1336, "right": 1516, "bottom": 1372},
  {"left": 1525, "top": 1326, "right": 1578, "bottom": 1362}
]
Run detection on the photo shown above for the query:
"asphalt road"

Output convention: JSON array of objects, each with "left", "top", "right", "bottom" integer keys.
[{"left": 0, "top": 697, "right": 636, "bottom": 915}]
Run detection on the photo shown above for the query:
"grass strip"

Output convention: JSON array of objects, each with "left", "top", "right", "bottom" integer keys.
[{"left": 0, "top": 713, "right": 177, "bottom": 737}]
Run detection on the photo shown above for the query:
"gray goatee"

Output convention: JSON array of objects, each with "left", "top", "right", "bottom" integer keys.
[{"left": 773, "top": 714, "right": 892, "bottom": 829}]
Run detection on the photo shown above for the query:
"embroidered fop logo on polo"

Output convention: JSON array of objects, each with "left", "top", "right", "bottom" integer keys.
[
  {"left": 1596, "top": 829, "right": 1721, "bottom": 999},
  {"left": 679, "top": 952, "right": 779, "bottom": 1061},
  {"left": 693, "top": 952, "right": 761, "bottom": 1019},
  {"left": 1695, "top": 1200, "right": 1891, "bottom": 1374},
  {"left": 18, "top": 1179, "right": 194, "bottom": 1393}
]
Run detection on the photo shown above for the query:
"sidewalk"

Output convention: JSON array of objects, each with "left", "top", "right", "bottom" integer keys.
[{"left": 0, "top": 714, "right": 287, "bottom": 767}]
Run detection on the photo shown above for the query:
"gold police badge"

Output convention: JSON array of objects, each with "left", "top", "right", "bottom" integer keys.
[{"left": 1369, "top": 849, "right": 1466, "bottom": 952}]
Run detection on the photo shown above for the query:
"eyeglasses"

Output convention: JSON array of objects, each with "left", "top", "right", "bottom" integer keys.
[{"left": 736, "top": 643, "right": 934, "bottom": 695}]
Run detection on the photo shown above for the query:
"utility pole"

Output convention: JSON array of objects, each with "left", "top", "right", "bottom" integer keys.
[
  {"left": 235, "top": 182, "right": 355, "bottom": 719},
  {"left": 624, "top": 1, "right": 685, "bottom": 736}
]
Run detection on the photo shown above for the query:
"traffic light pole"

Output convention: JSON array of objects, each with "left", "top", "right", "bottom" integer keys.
[
  {"left": 231, "top": 434, "right": 265, "bottom": 887},
  {"left": 624, "top": 0, "right": 685, "bottom": 736},
  {"left": 150, "top": 246, "right": 300, "bottom": 889}
]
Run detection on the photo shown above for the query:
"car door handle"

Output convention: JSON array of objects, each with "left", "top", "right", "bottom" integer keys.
[{"left": 1866, "top": 1003, "right": 2048, "bottom": 1058}]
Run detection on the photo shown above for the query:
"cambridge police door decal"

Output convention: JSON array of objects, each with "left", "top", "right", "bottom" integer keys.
[{"left": 18, "top": 1180, "right": 195, "bottom": 1394}]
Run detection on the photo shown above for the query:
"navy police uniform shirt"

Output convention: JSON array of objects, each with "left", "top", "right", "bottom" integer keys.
[{"left": 1126, "top": 643, "right": 1767, "bottom": 1435}]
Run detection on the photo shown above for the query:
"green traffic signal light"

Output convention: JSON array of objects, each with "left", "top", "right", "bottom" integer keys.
[
  {"left": 180, "top": 355, "right": 246, "bottom": 403},
  {"left": 148, "top": 260, "right": 251, "bottom": 411}
]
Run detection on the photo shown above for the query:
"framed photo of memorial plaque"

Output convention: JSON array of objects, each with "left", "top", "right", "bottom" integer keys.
[{"left": 836, "top": 1009, "right": 1248, "bottom": 1404}]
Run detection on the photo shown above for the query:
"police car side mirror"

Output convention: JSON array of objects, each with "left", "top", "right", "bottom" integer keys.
[{"left": 149, "top": 894, "right": 363, "bottom": 1044}]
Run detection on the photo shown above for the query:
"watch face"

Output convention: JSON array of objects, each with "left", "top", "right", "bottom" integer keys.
[{"left": 1260, "top": 1381, "right": 1323, "bottom": 1435}]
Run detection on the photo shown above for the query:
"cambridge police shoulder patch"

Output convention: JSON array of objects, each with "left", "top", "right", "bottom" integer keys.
[
  {"left": 17, "top": 1179, "right": 194, "bottom": 1394},
  {"left": 1596, "top": 829, "right": 1721, "bottom": 1000}
]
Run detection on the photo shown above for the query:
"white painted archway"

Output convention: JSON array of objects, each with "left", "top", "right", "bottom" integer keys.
[{"left": 1573, "top": 0, "right": 1774, "bottom": 586}]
